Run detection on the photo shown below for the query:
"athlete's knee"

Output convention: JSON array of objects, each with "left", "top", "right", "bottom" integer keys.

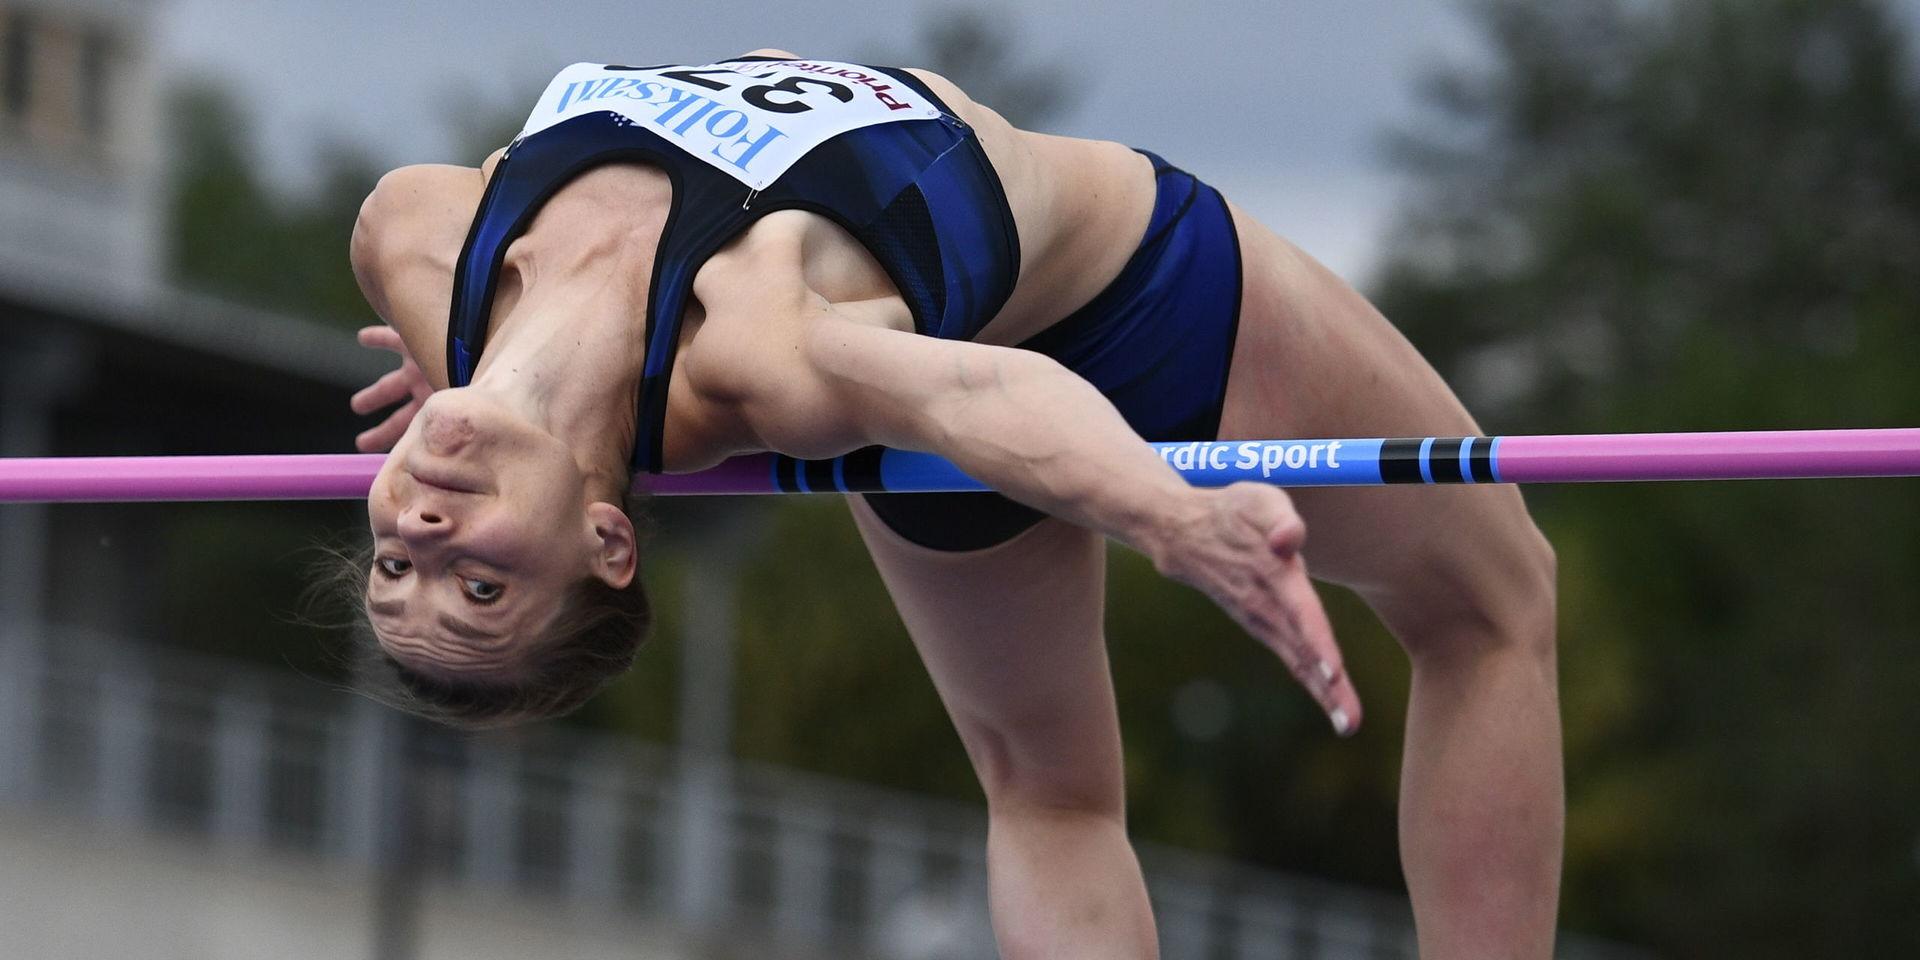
[
  {"left": 986, "top": 776, "right": 1127, "bottom": 826},
  {"left": 955, "top": 716, "right": 1126, "bottom": 822},
  {"left": 1386, "top": 516, "right": 1558, "bottom": 668}
]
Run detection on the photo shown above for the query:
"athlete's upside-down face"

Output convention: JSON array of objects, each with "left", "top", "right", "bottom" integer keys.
[{"left": 363, "top": 389, "right": 635, "bottom": 680}]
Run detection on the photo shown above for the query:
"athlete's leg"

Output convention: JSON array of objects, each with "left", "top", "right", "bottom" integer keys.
[
  {"left": 849, "top": 499, "right": 1158, "bottom": 960},
  {"left": 1222, "top": 205, "right": 1562, "bottom": 960}
]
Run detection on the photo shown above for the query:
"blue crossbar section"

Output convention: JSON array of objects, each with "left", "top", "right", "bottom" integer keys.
[{"left": 765, "top": 438, "right": 1505, "bottom": 493}]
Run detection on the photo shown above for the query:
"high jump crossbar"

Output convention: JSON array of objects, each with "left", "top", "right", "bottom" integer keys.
[{"left": 0, "top": 428, "right": 1916, "bottom": 503}]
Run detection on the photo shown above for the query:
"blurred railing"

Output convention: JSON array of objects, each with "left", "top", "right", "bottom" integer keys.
[{"left": 0, "top": 622, "right": 1644, "bottom": 960}]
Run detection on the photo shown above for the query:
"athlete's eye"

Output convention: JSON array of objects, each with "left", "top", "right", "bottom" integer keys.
[
  {"left": 462, "top": 578, "right": 504, "bottom": 604},
  {"left": 376, "top": 556, "right": 413, "bottom": 578}
]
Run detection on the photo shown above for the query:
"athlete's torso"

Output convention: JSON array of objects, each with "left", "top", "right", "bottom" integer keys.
[{"left": 439, "top": 55, "right": 1156, "bottom": 472}]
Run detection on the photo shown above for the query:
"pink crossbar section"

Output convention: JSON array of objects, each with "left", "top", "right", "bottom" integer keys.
[
  {"left": 1495, "top": 428, "right": 1920, "bottom": 483},
  {"left": 0, "top": 454, "right": 388, "bottom": 503},
  {"left": 0, "top": 452, "right": 785, "bottom": 503}
]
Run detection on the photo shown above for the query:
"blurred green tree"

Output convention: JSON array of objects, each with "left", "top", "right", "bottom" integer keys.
[
  {"left": 1375, "top": 0, "right": 1920, "bottom": 954},
  {"left": 167, "top": 81, "right": 380, "bottom": 328}
]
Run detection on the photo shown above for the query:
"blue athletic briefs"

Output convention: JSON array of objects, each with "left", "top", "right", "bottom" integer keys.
[{"left": 862, "top": 152, "right": 1245, "bottom": 550}]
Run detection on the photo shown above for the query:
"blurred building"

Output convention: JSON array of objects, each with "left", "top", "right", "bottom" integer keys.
[
  {"left": 0, "top": 0, "right": 377, "bottom": 643},
  {"left": 0, "top": 0, "right": 163, "bottom": 290},
  {"left": 8, "top": 621, "right": 1641, "bottom": 960}
]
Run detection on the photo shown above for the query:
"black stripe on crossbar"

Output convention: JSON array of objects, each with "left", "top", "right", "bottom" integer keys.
[
  {"left": 1469, "top": 437, "right": 1496, "bottom": 484},
  {"left": 773, "top": 456, "right": 800, "bottom": 493},
  {"left": 803, "top": 458, "right": 837, "bottom": 494},
  {"left": 1380, "top": 438, "right": 1426, "bottom": 484},
  {"left": 840, "top": 446, "right": 886, "bottom": 493},
  {"left": 1429, "top": 438, "right": 1467, "bottom": 484}
]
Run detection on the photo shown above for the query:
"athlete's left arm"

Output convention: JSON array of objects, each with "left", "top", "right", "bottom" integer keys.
[
  {"left": 721, "top": 308, "right": 1358, "bottom": 730},
  {"left": 792, "top": 311, "right": 1194, "bottom": 548}
]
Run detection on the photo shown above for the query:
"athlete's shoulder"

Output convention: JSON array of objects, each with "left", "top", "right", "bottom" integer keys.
[
  {"left": 350, "top": 163, "right": 483, "bottom": 292},
  {"left": 355, "top": 163, "right": 483, "bottom": 243}
]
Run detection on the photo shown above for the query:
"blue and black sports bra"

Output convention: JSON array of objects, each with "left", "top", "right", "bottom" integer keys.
[{"left": 446, "top": 56, "right": 1021, "bottom": 473}]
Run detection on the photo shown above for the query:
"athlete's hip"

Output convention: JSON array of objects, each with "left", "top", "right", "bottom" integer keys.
[{"left": 1013, "top": 151, "right": 1245, "bottom": 444}]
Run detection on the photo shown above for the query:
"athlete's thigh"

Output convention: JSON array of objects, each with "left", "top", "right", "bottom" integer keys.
[
  {"left": 847, "top": 497, "right": 1124, "bottom": 812},
  {"left": 1218, "top": 203, "right": 1553, "bottom": 630}
]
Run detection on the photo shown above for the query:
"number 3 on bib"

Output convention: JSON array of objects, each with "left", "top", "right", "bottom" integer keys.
[{"left": 520, "top": 59, "right": 946, "bottom": 190}]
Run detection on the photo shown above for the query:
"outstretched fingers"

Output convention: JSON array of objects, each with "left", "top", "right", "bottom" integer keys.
[
  {"left": 1242, "top": 509, "right": 1358, "bottom": 735},
  {"left": 350, "top": 324, "right": 432, "bottom": 452},
  {"left": 1270, "top": 548, "right": 1362, "bottom": 735},
  {"left": 355, "top": 397, "right": 422, "bottom": 453},
  {"left": 350, "top": 367, "right": 414, "bottom": 415},
  {"left": 1155, "top": 484, "right": 1362, "bottom": 736},
  {"left": 357, "top": 324, "right": 405, "bottom": 352}
]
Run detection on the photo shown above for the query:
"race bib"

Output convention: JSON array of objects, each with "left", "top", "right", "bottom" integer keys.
[{"left": 518, "top": 59, "right": 946, "bottom": 190}]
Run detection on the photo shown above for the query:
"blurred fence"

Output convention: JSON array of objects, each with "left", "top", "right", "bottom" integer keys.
[{"left": 0, "top": 621, "right": 1645, "bottom": 959}]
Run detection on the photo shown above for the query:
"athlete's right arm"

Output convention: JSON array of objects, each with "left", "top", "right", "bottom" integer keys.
[{"left": 350, "top": 163, "right": 489, "bottom": 389}]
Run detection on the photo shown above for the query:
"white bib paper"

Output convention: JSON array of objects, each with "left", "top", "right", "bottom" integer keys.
[{"left": 518, "top": 59, "right": 946, "bottom": 190}]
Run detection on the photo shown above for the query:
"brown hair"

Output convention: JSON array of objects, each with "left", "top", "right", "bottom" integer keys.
[{"left": 322, "top": 496, "right": 652, "bottom": 730}]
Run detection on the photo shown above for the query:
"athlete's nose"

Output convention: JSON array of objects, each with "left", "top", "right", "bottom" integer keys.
[{"left": 397, "top": 504, "right": 455, "bottom": 544}]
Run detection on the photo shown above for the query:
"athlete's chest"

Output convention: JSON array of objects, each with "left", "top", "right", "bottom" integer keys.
[{"left": 490, "top": 58, "right": 1005, "bottom": 339}]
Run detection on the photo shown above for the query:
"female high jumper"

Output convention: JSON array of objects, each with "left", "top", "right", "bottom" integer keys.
[{"left": 344, "top": 50, "right": 1561, "bottom": 959}]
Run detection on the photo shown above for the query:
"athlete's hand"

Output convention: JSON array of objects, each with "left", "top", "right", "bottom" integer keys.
[
  {"left": 349, "top": 325, "right": 434, "bottom": 452},
  {"left": 1146, "top": 483, "right": 1362, "bottom": 736}
]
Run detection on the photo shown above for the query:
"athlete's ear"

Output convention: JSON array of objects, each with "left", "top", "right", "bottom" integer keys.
[{"left": 584, "top": 501, "right": 638, "bottom": 589}]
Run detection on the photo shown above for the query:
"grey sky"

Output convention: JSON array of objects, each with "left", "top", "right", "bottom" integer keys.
[{"left": 153, "top": 0, "right": 1920, "bottom": 283}]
